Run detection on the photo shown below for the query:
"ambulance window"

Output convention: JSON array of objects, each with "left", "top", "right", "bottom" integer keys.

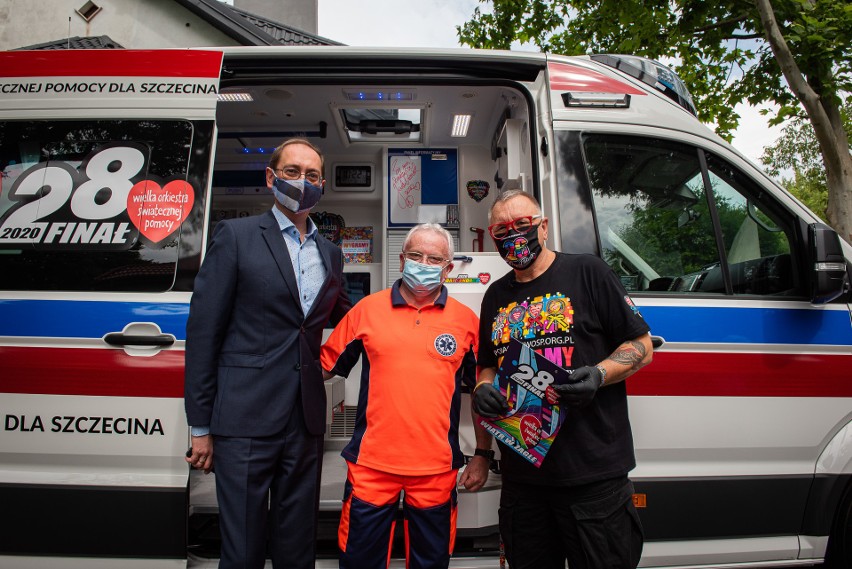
[
  {"left": 0, "top": 120, "right": 209, "bottom": 292},
  {"left": 583, "top": 134, "right": 801, "bottom": 297},
  {"left": 702, "top": 154, "right": 799, "bottom": 296},
  {"left": 583, "top": 135, "right": 722, "bottom": 294}
]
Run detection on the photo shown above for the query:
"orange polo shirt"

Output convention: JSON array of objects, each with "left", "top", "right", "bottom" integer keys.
[{"left": 320, "top": 281, "right": 479, "bottom": 476}]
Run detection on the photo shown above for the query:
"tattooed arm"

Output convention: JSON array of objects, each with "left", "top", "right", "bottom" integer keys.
[{"left": 597, "top": 333, "right": 653, "bottom": 386}]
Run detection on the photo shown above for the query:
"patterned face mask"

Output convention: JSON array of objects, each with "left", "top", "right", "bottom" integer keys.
[
  {"left": 494, "top": 222, "right": 542, "bottom": 270},
  {"left": 270, "top": 175, "right": 323, "bottom": 213}
]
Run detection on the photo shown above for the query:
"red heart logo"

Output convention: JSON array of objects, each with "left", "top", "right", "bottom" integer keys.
[
  {"left": 478, "top": 272, "right": 491, "bottom": 284},
  {"left": 519, "top": 414, "right": 541, "bottom": 448},
  {"left": 544, "top": 385, "right": 559, "bottom": 406},
  {"left": 126, "top": 180, "right": 195, "bottom": 243}
]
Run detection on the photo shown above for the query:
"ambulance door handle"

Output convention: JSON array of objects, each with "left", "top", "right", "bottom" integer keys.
[
  {"left": 102, "top": 323, "right": 176, "bottom": 349},
  {"left": 650, "top": 336, "right": 665, "bottom": 349},
  {"left": 104, "top": 332, "right": 175, "bottom": 347}
]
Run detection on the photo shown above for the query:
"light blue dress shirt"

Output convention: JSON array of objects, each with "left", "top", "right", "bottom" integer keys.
[{"left": 271, "top": 206, "right": 327, "bottom": 316}]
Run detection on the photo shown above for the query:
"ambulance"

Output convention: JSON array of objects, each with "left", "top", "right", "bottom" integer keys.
[{"left": 0, "top": 47, "right": 849, "bottom": 569}]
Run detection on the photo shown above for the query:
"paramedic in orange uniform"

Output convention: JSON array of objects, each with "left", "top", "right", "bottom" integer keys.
[{"left": 321, "top": 223, "right": 492, "bottom": 569}]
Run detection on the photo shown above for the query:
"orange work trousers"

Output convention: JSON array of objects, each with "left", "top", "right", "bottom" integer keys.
[{"left": 338, "top": 461, "right": 459, "bottom": 569}]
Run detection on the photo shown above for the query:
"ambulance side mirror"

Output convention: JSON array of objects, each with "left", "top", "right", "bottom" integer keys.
[{"left": 809, "top": 223, "right": 849, "bottom": 305}]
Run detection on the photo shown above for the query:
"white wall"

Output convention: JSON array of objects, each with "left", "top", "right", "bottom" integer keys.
[
  {"left": 0, "top": 0, "right": 237, "bottom": 50},
  {"left": 457, "top": 144, "right": 498, "bottom": 253}
]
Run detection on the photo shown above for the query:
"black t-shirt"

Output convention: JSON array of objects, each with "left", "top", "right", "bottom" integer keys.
[{"left": 478, "top": 253, "right": 650, "bottom": 486}]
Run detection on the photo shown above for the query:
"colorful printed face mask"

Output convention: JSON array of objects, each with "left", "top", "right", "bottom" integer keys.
[
  {"left": 493, "top": 222, "right": 542, "bottom": 270},
  {"left": 270, "top": 174, "right": 323, "bottom": 213},
  {"left": 401, "top": 258, "right": 444, "bottom": 297}
]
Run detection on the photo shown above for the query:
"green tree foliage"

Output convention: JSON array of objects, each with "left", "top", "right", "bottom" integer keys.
[
  {"left": 780, "top": 174, "right": 829, "bottom": 222},
  {"left": 614, "top": 186, "right": 787, "bottom": 277},
  {"left": 761, "top": 99, "right": 851, "bottom": 222},
  {"left": 458, "top": 0, "right": 852, "bottom": 242}
]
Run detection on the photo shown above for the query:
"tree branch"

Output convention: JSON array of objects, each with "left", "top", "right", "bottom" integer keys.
[
  {"left": 753, "top": 0, "right": 839, "bottom": 152},
  {"left": 691, "top": 14, "right": 761, "bottom": 39},
  {"left": 692, "top": 14, "right": 749, "bottom": 33}
]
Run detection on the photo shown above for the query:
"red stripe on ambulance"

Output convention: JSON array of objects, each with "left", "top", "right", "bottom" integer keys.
[
  {"left": 2, "top": 346, "right": 850, "bottom": 399},
  {"left": 627, "top": 351, "right": 852, "bottom": 397},
  {"left": 547, "top": 61, "right": 646, "bottom": 94},
  {"left": 0, "top": 49, "right": 222, "bottom": 78},
  {"left": 0, "top": 346, "right": 184, "bottom": 398}
]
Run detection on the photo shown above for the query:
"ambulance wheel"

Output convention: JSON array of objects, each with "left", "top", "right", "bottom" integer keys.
[{"left": 824, "top": 483, "right": 852, "bottom": 568}]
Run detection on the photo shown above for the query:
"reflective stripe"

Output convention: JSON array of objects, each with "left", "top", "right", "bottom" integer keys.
[
  {"left": 0, "top": 299, "right": 188, "bottom": 340},
  {"left": 0, "top": 346, "right": 184, "bottom": 397},
  {"left": 3, "top": 300, "right": 849, "bottom": 347},
  {"left": 639, "top": 304, "right": 852, "bottom": 346},
  {"left": 627, "top": 351, "right": 852, "bottom": 397},
  {"left": 0, "top": 50, "right": 222, "bottom": 79}
]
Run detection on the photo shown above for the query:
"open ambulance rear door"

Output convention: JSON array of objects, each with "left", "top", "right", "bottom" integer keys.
[{"left": 0, "top": 49, "right": 222, "bottom": 568}]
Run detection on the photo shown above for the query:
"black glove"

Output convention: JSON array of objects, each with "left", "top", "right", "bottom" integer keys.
[
  {"left": 472, "top": 383, "right": 510, "bottom": 418},
  {"left": 553, "top": 366, "right": 602, "bottom": 407}
]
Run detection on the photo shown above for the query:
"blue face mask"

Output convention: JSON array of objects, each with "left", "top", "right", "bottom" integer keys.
[
  {"left": 402, "top": 259, "right": 444, "bottom": 297},
  {"left": 271, "top": 175, "right": 323, "bottom": 213}
]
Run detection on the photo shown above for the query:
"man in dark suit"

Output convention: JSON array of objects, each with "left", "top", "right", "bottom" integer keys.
[{"left": 184, "top": 138, "right": 351, "bottom": 569}]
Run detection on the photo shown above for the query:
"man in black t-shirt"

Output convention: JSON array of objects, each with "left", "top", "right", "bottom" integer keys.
[{"left": 472, "top": 189, "right": 653, "bottom": 569}]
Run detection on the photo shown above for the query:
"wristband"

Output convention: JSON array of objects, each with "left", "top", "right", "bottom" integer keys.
[
  {"left": 474, "top": 448, "right": 495, "bottom": 460},
  {"left": 472, "top": 380, "right": 492, "bottom": 395},
  {"left": 595, "top": 364, "right": 608, "bottom": 387}
]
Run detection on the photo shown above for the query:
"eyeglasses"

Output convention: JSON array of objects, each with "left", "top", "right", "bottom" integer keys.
[
  {"left": 402, "top": 251, "right": 450, "bottom": 266},
  {"left": 488, "top": 215, "right": 542, "bottom": 239},
  {"left": 272, "top": 166, "right": 322, "bottom": 185}
]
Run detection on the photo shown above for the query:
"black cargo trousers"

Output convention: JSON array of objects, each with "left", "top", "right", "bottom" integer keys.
[{"left": 499, "top": 475, "right": 643, "bottom": 569}]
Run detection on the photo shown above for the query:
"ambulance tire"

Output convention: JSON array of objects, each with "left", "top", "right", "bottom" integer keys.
[{"left": 824, "top": 482, "right": 852, "bottom": 568}]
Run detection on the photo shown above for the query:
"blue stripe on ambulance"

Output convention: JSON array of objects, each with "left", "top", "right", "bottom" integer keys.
[
  {"left": 0, "top": 300, "right": 850, "bottom": 346},
  {"left": 0, "top": 299, "right": 189, "bottom": 340},
  {"left": 638, "top": 305, "right": 852, "bottom": 346}
]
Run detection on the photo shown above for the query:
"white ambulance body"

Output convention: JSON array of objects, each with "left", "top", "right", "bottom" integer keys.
[{"left": 0, "top": 47, "right": 850, "bottom": 569}]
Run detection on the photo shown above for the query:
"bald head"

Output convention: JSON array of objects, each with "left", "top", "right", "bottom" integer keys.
[{"left": 488, "top": 190, "right": 541, "bottom": 223}]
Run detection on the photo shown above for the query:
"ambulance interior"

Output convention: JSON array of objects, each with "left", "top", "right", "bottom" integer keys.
[
  {"left": 210, "top": 82, "right": 535, "bottom": 278},
  {"left": 201, "top": 79, "right": 535, "bottom": 537},
  {"left": 210, "top": 83, "right": 532, "bottom": 385}
]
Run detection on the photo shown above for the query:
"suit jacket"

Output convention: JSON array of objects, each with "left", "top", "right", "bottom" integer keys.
[{"left": 184, "top": 209, "right": 351, "bottom": 437}]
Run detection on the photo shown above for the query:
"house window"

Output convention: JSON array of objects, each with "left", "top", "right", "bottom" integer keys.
[{"left": 76, "top": 1, "right": 102, "bottom": 22}]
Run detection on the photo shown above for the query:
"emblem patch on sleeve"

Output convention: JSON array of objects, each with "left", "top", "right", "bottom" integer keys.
[{"left": 624, "top": 295, "right": 641, "bottom": 316}]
